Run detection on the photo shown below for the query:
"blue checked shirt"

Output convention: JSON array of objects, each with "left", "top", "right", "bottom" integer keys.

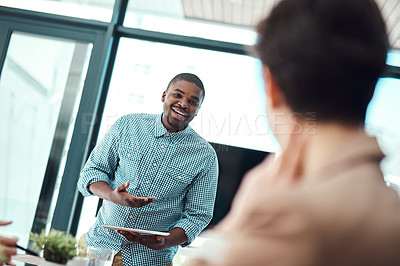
[{"left": 78, "top": 113, "right": 219, "bottom": 266}]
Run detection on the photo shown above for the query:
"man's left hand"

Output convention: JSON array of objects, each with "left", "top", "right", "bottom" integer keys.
[{"left": 117, "top": 231, "right": 165, "bottom": 250}]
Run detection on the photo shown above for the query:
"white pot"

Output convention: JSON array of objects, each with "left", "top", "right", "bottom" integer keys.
[{"left": 42, "top": 260, "right": 65, "bottom": 266}]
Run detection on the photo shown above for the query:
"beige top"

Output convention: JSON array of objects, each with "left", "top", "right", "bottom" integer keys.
[{"left": 193, "top": 134, "right": 400, "bottom": 266}]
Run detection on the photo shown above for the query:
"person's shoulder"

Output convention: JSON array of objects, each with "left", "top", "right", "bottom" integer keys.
[
  {"left": 187, "top": 128, "right": 216, "bottom": 154},
  {"left": 186, "top": 126, "right": 207, "bottom": 141}
]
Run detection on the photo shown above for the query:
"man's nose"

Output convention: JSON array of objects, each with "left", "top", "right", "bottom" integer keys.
[{"left": 178, "top": 98, "right": 189, "bottom": 108}]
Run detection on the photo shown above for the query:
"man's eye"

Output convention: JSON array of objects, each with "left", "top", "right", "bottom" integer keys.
[
  {"left": 189, "top": 100, "right": 198, "bottom": 106},
  {"left": 173, "top": 93, "right": 181, "bottom": 98}
]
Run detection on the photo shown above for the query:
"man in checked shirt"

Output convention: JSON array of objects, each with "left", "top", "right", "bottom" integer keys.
[{"left": 78, "top": 73, "right": 219, "bottom": 266}]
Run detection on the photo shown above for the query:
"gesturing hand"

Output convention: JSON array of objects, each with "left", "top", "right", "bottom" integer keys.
[
  {"left": 0, "top": 221, "right": 17, "bottom": 266},
  {"left": 110, "top": 181, "right": 156, "bottom": 208},
  {"left": 117, "top": 230, "right": 165, "bottom": 250}
]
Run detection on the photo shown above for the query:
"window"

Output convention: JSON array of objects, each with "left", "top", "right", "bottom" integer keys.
[
  {"left": 98, "top": 38, "right": 278, "bottom": 152},
  {"left": 0, "top": 0, "right": 115, "bottom": 21},
  {"left": 387, "top": 49, "right": 400, "bottom": 67},
  {"left": 123, "top": 0, "right": 258, "bottom": 45},
  {"left": 366, "top": 77, "right": 400, "bottom": 186},
  {"left": 0, "top": 32, "right": 91, "bottom": 246},
  {"left": 366, "top": 47, "right": 400, "bottom": 187}
]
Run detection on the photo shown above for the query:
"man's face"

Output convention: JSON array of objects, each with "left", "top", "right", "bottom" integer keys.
[{"left": 161, "top": 80, "right": 203, "bottom": 132}]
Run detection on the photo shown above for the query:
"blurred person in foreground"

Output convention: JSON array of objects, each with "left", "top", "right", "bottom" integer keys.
[
  {"left": 189, "top": 0, "right": 400, "bottom": 265},
  {"left": 0, "top": 221, "right": 17, "bottom": 266}
]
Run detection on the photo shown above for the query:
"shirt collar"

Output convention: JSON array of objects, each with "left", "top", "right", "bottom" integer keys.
[{"left": 154, "top": 114, "right": 192, "bottom": 142}]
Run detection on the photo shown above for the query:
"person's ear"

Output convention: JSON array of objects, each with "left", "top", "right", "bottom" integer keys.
[
  {"left": 161, "top": 90, "right": 166, "bottom": 102},
  {"left": 262, "top": 65, "right": 285, "bottom": 108}
]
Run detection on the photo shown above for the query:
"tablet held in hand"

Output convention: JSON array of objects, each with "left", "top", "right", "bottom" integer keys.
[{"left": 102, "top": 225, "right": 170, "bottom": 237}]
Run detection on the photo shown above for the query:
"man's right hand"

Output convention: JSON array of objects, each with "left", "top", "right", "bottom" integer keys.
[
  {"left": 89, "top": 181, "right": 156, "bottom": 208},
  {"left": 111, "top": 181, "right": 156, "bottom": 207}
]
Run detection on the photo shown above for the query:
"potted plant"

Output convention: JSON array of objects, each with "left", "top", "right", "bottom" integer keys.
[{"left": 30, "top": 229, "right": 77, "bottom": 266}]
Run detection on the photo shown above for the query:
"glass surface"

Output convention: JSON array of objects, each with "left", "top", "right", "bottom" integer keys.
[
  {"left": 87, "top": 246, "right": 115, "bottom": 266},
  {"left": 387, "top": 49, "right": 400, "bottom": 67},
  {"left": 0, "top": 0, "right": 115, "bottom": 22},
  {"left": 0, "top": 32, "right": 91, "bottom": 249},
  {"left": 124, "top": 0, "right": 257, "bottom": 45},
  {"left": 76, "top": 196, "right": 98, "bottom": 240},
  {"left": 98, "top": 38, "right": 278, "bottom": 152},
  {"left": 366, "top": 78, "right": 400, "bottom": 185}
]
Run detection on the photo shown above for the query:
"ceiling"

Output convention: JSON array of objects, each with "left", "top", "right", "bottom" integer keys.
[
  {"left": 179, "top": 0, "right": 400, "bottom": 49},
  {"left": 376, "top": 0, "right": 400, "bottom": 49},
  {"left": 105, "top": 0, "right": 400, "bottom": 48},
  {"left": 181, "top": 0, "right": 276, "bottom": 28}
]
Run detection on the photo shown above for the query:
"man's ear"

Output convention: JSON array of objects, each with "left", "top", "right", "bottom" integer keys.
[
  {"left": 262, "top": 65, "right": 285, "bottom": 108},
  {"left": 161, "top": 90, "right": 166, "bottom": 102}
]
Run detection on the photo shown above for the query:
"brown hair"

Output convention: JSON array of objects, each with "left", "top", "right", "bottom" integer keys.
[{"left": 255, "top": 0, "right": 388, "bottom": 125}]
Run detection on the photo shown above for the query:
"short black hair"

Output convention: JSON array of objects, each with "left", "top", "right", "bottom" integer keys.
[
  {"left": 167, "top": 73, "right": 205, "bottom": 102},
  {"left": 255, "top": 0, "right": 389, "bottom": 125}
]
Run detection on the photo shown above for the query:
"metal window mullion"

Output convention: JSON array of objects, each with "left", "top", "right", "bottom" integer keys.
[
  {"left": 0, "top": 6, "right": 109, "bottom": 32},
  {"left": 382, "top": 65, "right": 400, "bottom": 79},
  {"left": 0, "top": 24, "right": 12, "bottom": 76},
  {"left": 50, "top": 0, "right": 129, "bottom": 235},
  {"left": 116, "top": 26, "right": 248, "bottom": 55}
]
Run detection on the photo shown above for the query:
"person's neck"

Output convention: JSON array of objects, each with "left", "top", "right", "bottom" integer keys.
[
  {"left": 161, "top": 115, "right": 186, "bottom": 133},
  {"left": 301, "top": 122, "right": 365, "bottom": 180}
]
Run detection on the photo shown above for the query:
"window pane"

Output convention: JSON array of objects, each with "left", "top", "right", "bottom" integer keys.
[
  {"left": 387, "top": 50, "right": 400, "bottom": 67},
  {"left": 100, "top": 38, "right": 278, "bottom": 152},
  {"left": 0, "top": 0, "right": 115, "bottom": 22},
  {"left": 365, "top": 78, "right": 400, "bottom": 186},
  {"left": 124, "top": 0, "right": 258, "bottom": 45},
  {"left": 0, "top": 32, "right": 91, "bottom": 248}
]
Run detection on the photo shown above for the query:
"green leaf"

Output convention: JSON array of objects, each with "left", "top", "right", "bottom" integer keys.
[{"left": 30, "top": 229, "right": 77, "bottom": 264}]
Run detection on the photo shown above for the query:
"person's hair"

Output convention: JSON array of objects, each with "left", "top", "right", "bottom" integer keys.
[
  {"left": 255, "top": 0, "right": 389, "bottom": 124},
  {"left": 166, "top": 73, "right": 205, "bottom": 102}
]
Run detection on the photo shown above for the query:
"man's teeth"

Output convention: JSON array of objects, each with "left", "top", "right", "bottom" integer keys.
[{"left": 173, "top": 108, "right": 187, "bottom": 117}]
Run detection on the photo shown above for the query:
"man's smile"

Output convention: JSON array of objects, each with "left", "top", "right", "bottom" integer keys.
[{"left": 171, "top": 106, "right": 188, "bottom": 118}]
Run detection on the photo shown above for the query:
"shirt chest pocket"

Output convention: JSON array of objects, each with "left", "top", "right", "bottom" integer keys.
[
  {"left": 155, "top": 166, "right": 197, "bottom": 198},
  {"left": 118, "top": 146, "right": 143, "bottom": 181},
  {"left": 167, "top": 166, "right": 194, "bottom": 184}
]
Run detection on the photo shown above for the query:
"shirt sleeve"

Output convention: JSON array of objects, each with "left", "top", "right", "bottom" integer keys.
[
  {"left": 172, "top": 152, "right": 219, "bottom": 246},
  {"left": 77, "top": 117, "right": 122, "bottom": 197}
]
